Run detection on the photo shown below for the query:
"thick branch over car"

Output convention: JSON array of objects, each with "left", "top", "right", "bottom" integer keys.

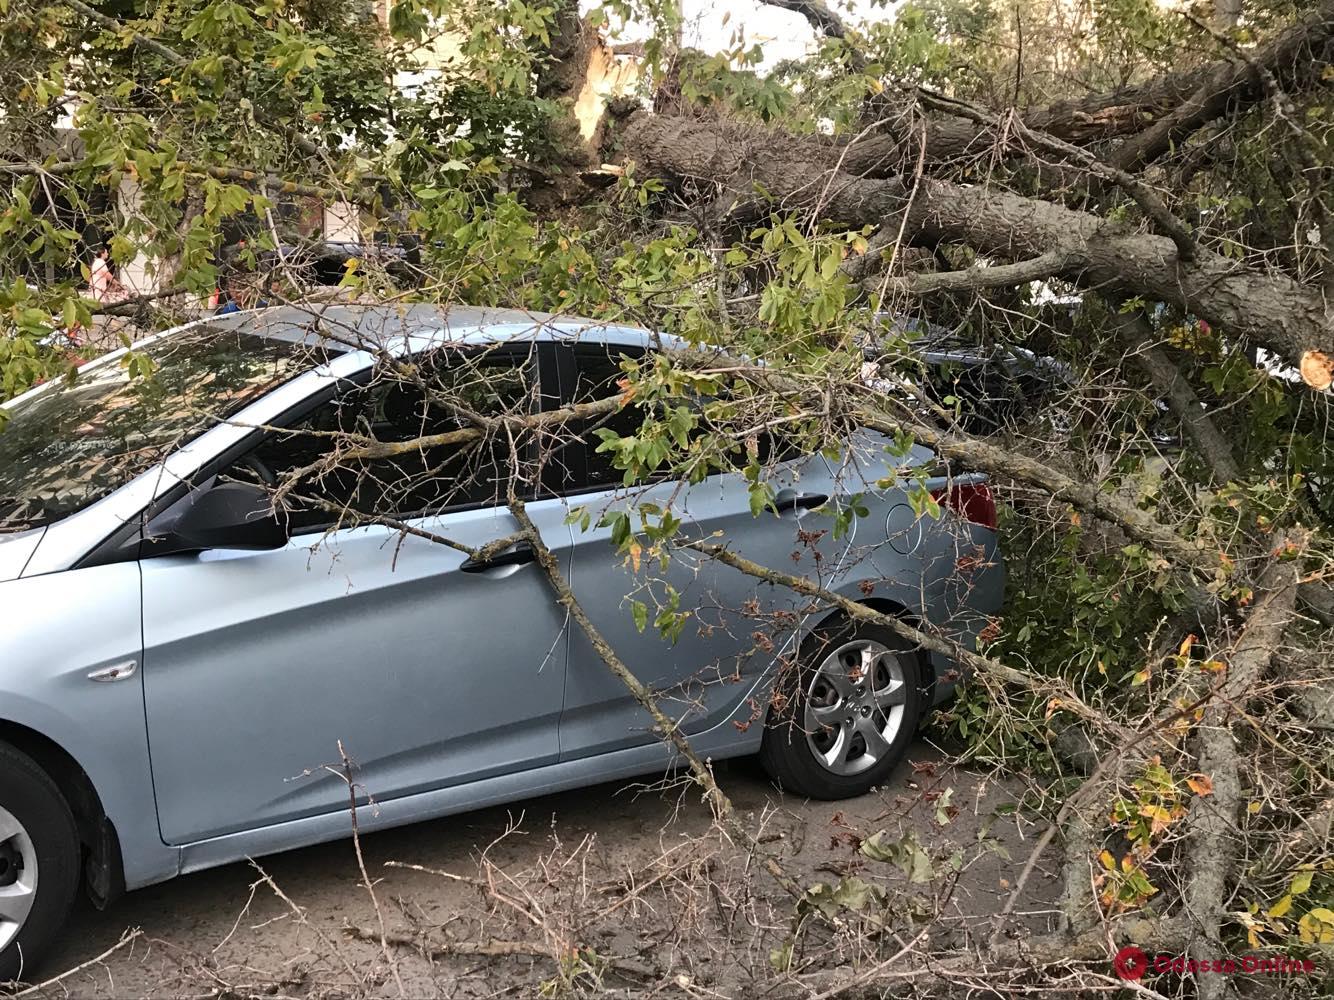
[{"left": 618, "top": 111, "right": 1334, "bottom": 381}]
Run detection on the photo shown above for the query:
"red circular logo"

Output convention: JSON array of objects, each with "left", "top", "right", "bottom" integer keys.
[{"left": 1114, "top": 945, "right": 1149, "bottom": 980}]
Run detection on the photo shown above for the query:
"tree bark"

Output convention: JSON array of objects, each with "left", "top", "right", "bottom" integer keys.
[
  {"left": 1108, "top": 1, "right": 1334, "bottom": 174},
  {"left": 1183, "top": 541, "right": 1299, "bottom": 1000},
  {"left": 619, "top": 110, "right": 1333, "bottom": 377},
  {"left": 758, "top": 0, "right": 854, "bottom": 41},
  {"left": 1213, "top": 0, "right": 1243, "bottom": 31},
  {"left": 1114, "top": 311, "right": 1242, "bottom": 483}
]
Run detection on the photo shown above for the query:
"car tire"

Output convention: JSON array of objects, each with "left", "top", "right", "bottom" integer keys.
[
  {"left": 760, "top": 619, "right": 923, "bottom": 800},
  {"left": 0, "top": 742, "right": 80, "bottom": 984}
]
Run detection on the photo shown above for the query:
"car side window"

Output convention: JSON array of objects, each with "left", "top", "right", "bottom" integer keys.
[
  {"left": 558, "top": 344, "right": 649, "bottom": 491},
  {"left": 226, "top": 350, "right": 538, "bottom": 531},
  {"left": 556, "top": 344, "right": 806, "bottom": 494}
]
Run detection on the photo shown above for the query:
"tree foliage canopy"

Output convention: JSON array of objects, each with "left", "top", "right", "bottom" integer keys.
[{"left": 3, "top": 0, "right": 1334, "bottom": 994}]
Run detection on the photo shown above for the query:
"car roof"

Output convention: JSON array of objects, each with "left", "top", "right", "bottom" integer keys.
[
  {"left": 1, "top": 304, "right": 684, "bottom": 418},
  {"left": 215, "top": 303, "right": 680, "bottom": 355}
]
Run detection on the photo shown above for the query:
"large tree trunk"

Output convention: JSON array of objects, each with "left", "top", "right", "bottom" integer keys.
[
  {"left": 528, "top": 0, "right": 638, "bottom": 210},
  {"left": 615, "top": 110, "right": 1334, "bottom": 380},
  {"left": 1213, "top": 0, "right": 1243, "bottom": 30}
]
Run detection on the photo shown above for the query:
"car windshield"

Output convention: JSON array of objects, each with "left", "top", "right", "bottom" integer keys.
[{"left": 0, "top": 325, "right": 321, "bottom": 532}]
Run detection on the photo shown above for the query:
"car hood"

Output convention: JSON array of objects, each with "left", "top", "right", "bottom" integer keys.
[{"left": 0, "top": 526, "right": 44, "bottom": 582}]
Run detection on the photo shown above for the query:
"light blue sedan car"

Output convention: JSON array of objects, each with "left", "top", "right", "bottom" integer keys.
[{"left": 0, "top": 306, "right": 1003, "bottom": 977}]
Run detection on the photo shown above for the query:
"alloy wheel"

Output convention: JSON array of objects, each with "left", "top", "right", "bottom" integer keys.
[
  {"left": 804, "top": 638, "right": 908, "bottom": 776},
  {"left": 0, "top": 805, "right": 37, "bottom": 953}
]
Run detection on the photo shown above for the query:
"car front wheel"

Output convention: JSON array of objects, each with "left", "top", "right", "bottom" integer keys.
[
  {"left": 760, "top": 621, "right": 923, "bottom": 799},
  {"left": 0, "top": 742, "right": 80, "bottom": 984}
]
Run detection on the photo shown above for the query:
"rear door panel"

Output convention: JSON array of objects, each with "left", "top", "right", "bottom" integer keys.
[
  {"left": 549, "top": 342, "right": 852, "bottom": 759},
  {"left": 558, "top": 457, "right": 849, "bottom": 759}
]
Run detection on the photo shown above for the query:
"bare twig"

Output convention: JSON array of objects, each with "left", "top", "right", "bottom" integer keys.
[
  {"left": 506, "top": 493, "right": 810, "bottom": 902},
  {"left": 335, "top": 740, "right": 405, "bottom": 998},
  {"left": 8, "top": 929, "right": 144, "bottom": 998}
]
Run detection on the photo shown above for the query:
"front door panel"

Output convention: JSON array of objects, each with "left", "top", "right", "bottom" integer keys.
[{"left": 140, "top": 502, "right": 570, "bottom": 845}]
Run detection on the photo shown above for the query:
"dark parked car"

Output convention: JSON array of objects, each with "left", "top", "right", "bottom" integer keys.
[{"left": 865, "top": 313, "right": 1076, "bottom": 434}]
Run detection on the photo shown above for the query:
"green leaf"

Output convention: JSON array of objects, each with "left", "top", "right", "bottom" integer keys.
[
  {"left": 934, "top": 787, "right": 955, "bottom": 826},
  {"left": 748, "top": 481, "right": 772, "bottom": 517},
  {"left": 860, "top": 830, "right": 935, "bottom": 883}
]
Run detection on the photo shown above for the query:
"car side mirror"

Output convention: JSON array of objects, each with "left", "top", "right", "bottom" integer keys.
[{"left": 147, "top": 482, "right": 289, "bottom": 556}]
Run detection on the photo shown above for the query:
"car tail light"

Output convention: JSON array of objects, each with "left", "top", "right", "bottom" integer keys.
[{"left": 931, "top": 482, "right": 997, "bottom": 531}]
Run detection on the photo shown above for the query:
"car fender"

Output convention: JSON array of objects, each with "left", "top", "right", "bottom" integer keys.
[
  {"left": 0, "top": 565, "right": 179, "bottom": 890},
  {"left": 825, "top": 524, "right": 1004, "bottom": 706}
]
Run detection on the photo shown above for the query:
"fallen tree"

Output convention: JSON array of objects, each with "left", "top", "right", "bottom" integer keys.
[{"left": 2, "top": 0, "right": 1333, "bottom": 995}]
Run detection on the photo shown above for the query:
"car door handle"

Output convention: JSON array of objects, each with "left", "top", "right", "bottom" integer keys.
[
  {"left": 460, "top": 542, "right": 536, "bottom": 573},
  {"left": 774, "top": 492, "right": 828, "bottom": 514}
]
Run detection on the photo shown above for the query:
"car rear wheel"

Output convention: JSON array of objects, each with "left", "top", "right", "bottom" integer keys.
[
  {"left": 0, "top": 743, "right": 80, "bottom": 983},
  {"left": 760, "top": 621, "right": 923, "bottom": 800}
]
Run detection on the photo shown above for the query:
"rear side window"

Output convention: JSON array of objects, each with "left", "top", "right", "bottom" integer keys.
[
  {"left": 556, "top": 344, "right": 648, "bottom": 491},
  {"left": 554, "top": 344, "right": 806, "bottom": 494},
  {"left": 225, "top": 349, "right": 539, "bottom": 531}
]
